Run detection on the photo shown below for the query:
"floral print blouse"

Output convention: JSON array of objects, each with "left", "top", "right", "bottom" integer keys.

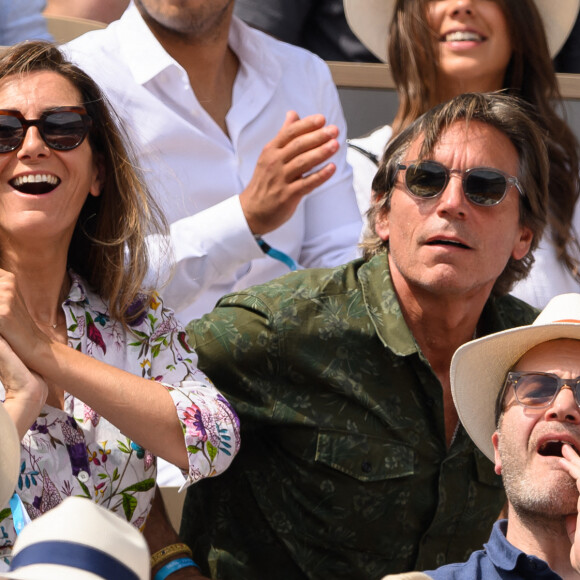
[{"left": 0, "top": 272, "right": 240, "bottom": 559}]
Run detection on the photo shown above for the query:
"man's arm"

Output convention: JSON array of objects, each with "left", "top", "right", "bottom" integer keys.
[
  {"left": 145, "top": 487, "right": 209, "bottom": 579},
  {"left": 152, "top": 110, "right": 344, "bottom": 312}
]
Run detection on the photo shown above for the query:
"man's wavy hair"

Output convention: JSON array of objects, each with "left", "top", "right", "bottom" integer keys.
[
  {"left": 0, "top": 41, "right": 169, "bottom": 325},
  {"left": 388, "top": 0, "right": 580, "bottom": 283},
  {"left": 361, "top": 92, "right": 549, "bottom": 296}
]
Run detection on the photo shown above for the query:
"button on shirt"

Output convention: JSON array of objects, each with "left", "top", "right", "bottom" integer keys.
[
  {"left": 182, "top": 253, "right": 538, "bottom": 579},
  {"left": 425, "top": 520, "right": 563, "bottom": 579},
  {"left": 64, "top": 3, "right": 362, "bottom": 321}
]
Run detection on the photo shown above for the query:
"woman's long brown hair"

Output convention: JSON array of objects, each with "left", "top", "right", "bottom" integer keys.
[{"left": 388, "top": 0, "right": 580, "bottom": 278}]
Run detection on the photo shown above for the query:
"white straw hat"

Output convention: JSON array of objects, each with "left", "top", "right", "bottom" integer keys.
[
  {"left": 0, "top": 404, "right": 20, "bottom": 509},
  {"left": 450, "top": 293, "right": 580, "bottom": 462},
  {"left": 344, "top": 0, "right": 580, "bottom": 62},
  {"left": 1, "top": 497, "right": 150, "bottom": 580}
]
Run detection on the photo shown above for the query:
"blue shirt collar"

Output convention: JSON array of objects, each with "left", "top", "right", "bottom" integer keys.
[{"left": 485, "top": 520, "right": 559, "bottom": 577}]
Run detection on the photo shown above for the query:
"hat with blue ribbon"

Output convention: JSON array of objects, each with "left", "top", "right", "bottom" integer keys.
[{"left": 1, "top": 496, "right": 149, "bottom": 579}]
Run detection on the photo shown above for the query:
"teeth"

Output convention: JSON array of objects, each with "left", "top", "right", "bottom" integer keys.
[
  {"left": 12, "top": 174, "right": 58, "bottom": 187},
  {"left": 445, "top": 31, "right": 483, "bottom": 42}
]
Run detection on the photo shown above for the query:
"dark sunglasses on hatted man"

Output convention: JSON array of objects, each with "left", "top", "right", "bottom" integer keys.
[
  {"left": 503, "top": 371, "right": 580, "bottom": 409},
  {"left": 397, "top": 160, "right": 525, "bottom": 207},
  {"left": 0, "top": 107, "right": 92, "bottom": 153}
]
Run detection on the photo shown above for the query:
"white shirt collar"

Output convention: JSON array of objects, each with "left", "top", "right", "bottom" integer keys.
[{"left": 116, "top": 2, "right": 280, "bottom": 90}]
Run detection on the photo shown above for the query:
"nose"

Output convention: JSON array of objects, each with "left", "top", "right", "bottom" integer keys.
[
  {"left": 449, "top": 0, "right": 474, "bottom": 17},
  {"left": 545, "top": 385, "right": 580, "bottom": 424},
  {"left": 16, "top": 126, "right": 49, "bottom": 160},
  {"left": 436, "top": 173, "right": 468, "bottom": 218}
]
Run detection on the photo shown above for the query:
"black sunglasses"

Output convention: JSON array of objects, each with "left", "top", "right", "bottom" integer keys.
[
  {"left": 0, "top": 107, "right": 92, "bottom": 153},
  {"left": 503, "top": 371, "right": 580, "bottom": 409},
  {"left": 397, "top": 160, "right": 525, "bottom": 207}
]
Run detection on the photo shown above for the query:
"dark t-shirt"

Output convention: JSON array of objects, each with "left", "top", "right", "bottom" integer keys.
[{"left": 234, "top": 0, "right": 380, "bottom": 62}]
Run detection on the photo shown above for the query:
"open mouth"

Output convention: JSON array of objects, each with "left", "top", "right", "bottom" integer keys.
[
  {"left": 426, "top": 239, "right": 470, "bottom": 249},
  {"left": 443, "top": 31, "right": 484, "bottom": 42},
  {"left": 10, "top": 174, "right": 60, "bottom": 195},
  {"left": 537, "top": 440, "right": 578, "bottom": 457}
]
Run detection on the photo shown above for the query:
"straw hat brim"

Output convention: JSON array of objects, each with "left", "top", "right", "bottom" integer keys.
[
  {"left": 344, "top": 0, "right": 580, "bottom": 62},
  {"left": 0, "top": 497, "right": 150, "bottom": 580},
  {"left": 0, "top": 403, "right": 21, "bottom": 509},
  {"left": 450, "top": 322, "right": 580, "bottom": 462}
]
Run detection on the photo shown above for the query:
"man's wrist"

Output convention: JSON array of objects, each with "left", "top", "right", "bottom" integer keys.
[
  {"left": 153, "top": 556, "right": 199, "bottom": 580},
  {"left": 150, "top": 542, "right": 193, "bottom": 568}
]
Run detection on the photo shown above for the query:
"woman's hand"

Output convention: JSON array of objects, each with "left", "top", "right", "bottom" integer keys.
[
  {"left": 0, "top": 332, "right": 48, "bottom": 438},
  {"left": 0, "top": 269, "right": 52, "bottom": 367}
]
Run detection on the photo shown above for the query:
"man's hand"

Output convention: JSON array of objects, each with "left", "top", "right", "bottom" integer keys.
[
  {"left": 240, "top": 110, "right": 339, "bottom": 235},
  {"left": 560, "top": 443, "right": 580, "bottom": 572}
]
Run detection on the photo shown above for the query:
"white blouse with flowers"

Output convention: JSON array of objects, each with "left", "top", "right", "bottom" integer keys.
[{"left": 0, "top": 271, "right": 240, "bottom": 560}]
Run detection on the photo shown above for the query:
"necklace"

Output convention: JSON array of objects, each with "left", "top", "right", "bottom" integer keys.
[{"left": 32, "top": 318, "right": 66, "bottom": 330}]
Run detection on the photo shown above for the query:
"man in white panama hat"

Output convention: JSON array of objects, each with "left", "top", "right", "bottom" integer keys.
[
  {"left": 0, "top": 496, "right": 149, "bottom": 580},
  {"left": 384, "top": 292, "right": 580, "bottom": 579}
]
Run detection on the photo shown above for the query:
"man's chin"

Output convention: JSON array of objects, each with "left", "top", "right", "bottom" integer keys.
[{"left": 509, "top": 473, "right": 578, "bottom": 520}]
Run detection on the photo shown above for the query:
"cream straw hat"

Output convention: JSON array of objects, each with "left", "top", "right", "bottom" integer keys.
[
  {"left": 344, "top": 0, "right": 580, "bottom": 62},
  {"left": 0, "top": 404, "right": 20, "bottom": 509},
  {"left": 1, "top": 496, "right": 150, "bottom": 580},
  {"left": 450, "top": 293, "right": 580, "bottom": 462}
]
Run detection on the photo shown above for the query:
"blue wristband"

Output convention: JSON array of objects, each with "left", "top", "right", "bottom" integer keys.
[
  {"left": 254, "top": 235, "right": 298, "bottom": 271},
  {"left": 154, "top": 557, "right": 198, "bottom": 580}
]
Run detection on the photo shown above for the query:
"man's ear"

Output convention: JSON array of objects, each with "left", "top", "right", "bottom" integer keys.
[
  {"left": 492, "top": 431, "right": 502, "bottom": 475},
  {"left": 374, "top": 204, "right": 389, "bottom": 242}
]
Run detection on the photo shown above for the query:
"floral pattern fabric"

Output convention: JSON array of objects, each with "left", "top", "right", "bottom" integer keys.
[{"left": 0, "top": 271, "right": 240, "bottom": 560}]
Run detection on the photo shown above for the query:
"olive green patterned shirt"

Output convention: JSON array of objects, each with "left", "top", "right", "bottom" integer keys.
[{"left": 181, "top": 253, "right": 537, "bottom": 580}]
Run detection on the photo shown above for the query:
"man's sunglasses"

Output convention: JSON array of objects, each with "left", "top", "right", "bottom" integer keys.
[
  {"left": 0, "top": 107, "right": 92, "bottom": 153},
  {"left": 397, "top": 160, "right": 524, "bottom": 207},
  {"left": 503, "top": 371, "right": 580, "bottom": 410}
]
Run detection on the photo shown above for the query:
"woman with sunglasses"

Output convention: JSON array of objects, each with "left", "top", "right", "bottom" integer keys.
[
  {"left": 0, "top": 41, "right": 240, "bottom": 570},
  {"left": 345, "top": 0, "right": 580, "bottom": 308}
]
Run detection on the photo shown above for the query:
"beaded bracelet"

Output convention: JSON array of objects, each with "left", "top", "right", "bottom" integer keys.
[
  {"left": 154, "top": 557, "right": 199, "bottom": 580},
  {"left": 150, "top": 543, "right": 192, "bottom": 569}
]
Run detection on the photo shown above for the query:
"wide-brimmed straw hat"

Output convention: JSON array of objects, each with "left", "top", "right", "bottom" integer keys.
[
  {"left": 344, "top": 0, "right": 580, "bottom": 62},
  {"left": 451, "top": 293, "right": 580, "bottom": 462},
  {"left": 1, "top": 496, "right": 149, "bottom": 580},
  {"left": 0, "top": 404, "right": 20, "bottom": 509}
]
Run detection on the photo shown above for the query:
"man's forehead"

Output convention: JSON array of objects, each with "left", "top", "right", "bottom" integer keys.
[
  {"left": 514, "top": 339, "right": 580, "bottom": 373},
  {"left": 407, "top": 120, "right": 509, "bottom": 159}
]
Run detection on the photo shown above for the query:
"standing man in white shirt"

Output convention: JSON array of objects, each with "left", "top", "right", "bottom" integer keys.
[{"left": 64, "top": 0, "right": 362, "bottom": 321}]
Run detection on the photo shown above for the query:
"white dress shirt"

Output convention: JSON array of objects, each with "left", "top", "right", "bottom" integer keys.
[
  {"left": 347, "top": 124, "right": 392, "bottom": 216},
  {"left": 65, "top": 2, "right": 362, "bottom": 322}
]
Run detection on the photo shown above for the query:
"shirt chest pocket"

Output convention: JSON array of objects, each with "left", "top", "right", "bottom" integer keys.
[{"left": 315, "top": 430, "right": 415, "bottom": 482}]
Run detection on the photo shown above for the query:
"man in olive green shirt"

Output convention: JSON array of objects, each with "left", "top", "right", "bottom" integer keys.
[{"left": 180, "top": 93, "right": 549, "bottom": 579}]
